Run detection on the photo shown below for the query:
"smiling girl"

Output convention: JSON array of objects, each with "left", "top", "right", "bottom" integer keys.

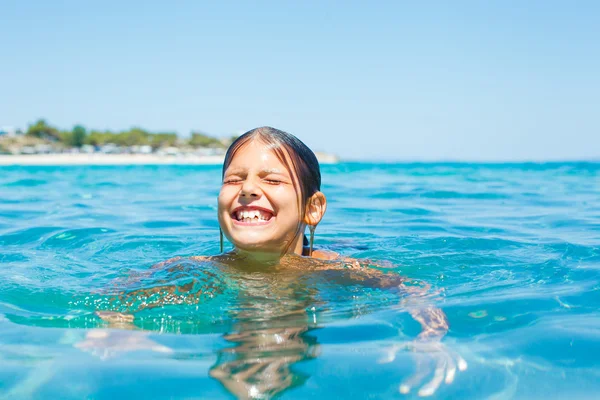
[
  {"left": 217, "top": 126, "right": 330, "bottom": 262},
  {"left": 85, "top": 126, "right": 466, "bottom": 398}
]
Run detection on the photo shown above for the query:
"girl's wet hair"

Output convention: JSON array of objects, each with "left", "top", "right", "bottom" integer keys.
[{"left": 222, "top": 126, "right": 322, "bottom": 248}]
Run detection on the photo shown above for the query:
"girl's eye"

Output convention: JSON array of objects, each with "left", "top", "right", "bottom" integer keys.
[
  {"left": 264, "top": 179, "right": 282, "bottom": 185},
  {"left": 223, "top": 179, "right": 242, "bottom": 184}
]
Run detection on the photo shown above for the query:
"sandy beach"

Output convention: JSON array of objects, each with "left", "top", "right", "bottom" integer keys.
[
  {"left": 0, "top": 154, "right": 226, "bottom": 166},
  {"left": 0, "top": 152, "right": 339, "bottom": 166}
]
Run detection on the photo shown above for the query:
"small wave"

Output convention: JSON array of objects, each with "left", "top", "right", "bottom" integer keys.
[
  {"left": 3, "top": 179, "right": 47, "bottom": 187},
  {"left": 40, "top": 228, "right": 115, "bottom": 250},
  {"left": 139, "top": 220, "right": 191, "bottom": 229},
  {"left": 0, "top": 226, "right": 65, "bottom": 246},
  {"left": 419, "top": 190, "right": 510, "bottom": 200}
]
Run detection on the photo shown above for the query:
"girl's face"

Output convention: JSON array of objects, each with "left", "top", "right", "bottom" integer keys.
[{"left": 218, "top": 140, "right": 305, "bottom": 255}]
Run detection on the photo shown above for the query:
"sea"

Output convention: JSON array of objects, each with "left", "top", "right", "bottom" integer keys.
[{"left": 0, "top": 162, "right": 599, "bottom": 399}]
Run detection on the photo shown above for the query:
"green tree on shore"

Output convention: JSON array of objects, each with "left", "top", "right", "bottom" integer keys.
[
  {"left": 86, "top": 130, "right": 113, "bottom": 146},
  {"left": 19, "top": 118, "right": 232, "bottom": 150},
  {"left": 70, "top": 125, "right": 87, "bottom": 147},
  {"left": 26, "top": 119, "right": 61, "bottom": 141},
  {"left": 189, "top": 131, "right": 222, "bottom": 147},
  {"left": 149, "top": 132, "right": 178, "bottom": 148},
  {"left": 115, "top": 127, "right": 149, "bottom": 146}
]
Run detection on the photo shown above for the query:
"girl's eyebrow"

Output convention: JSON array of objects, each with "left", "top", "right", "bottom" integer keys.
[
  {"left": 261, "top": 168, "right": 286, "bottom": 175},
  {"left": 224, "top": 167, "right": 246, "bottom": 175},
  {"left": 224, "top": 167, "right": 289, "bottom": 176}
]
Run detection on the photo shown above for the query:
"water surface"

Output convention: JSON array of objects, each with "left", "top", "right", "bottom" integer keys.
[{"left": 1, "top": 163, "right": 599, "bottom": 399}]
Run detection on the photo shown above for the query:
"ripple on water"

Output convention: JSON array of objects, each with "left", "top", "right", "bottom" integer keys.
[
  {"left": 471, "top": 312, "right": 600, "bottom": 369},
  {"left": 40, "top": 228, "right": 115, "bottom": 250},
  {"left": 0, "top": 209, "right": 47, "bottom": 220},
  {"left": 311, "top": 319, "right": 403, "bottom": 345},
  {"left": 92, "top": 181, "right": 123, "bottom": 188},
  {"left": 0, "top": 227, "right": 65, "bottom": 246},
  {"left": 0, "top": 198, "right": 32, "bottom": 204},
  {"left": 70, "top": 202, "right": 92, "bottom": 209},
  {"left": 140, "top": 220, "right": 191, "bottom": 229},
  {"left": 419, "top": 190, "right": 510, "bottom": 200},
  {"left": 2, "top": 179, "right": 48, "bottom": 187},
  {"left": 403, "top": 236, "right": 528, "bottom": 252},
  {"left": 369, "top": 191, "right": 413, "bottom": 199},
  {"left": 92, "top": 237, "right": 188, "bottom": 262},
  {"left": 0, "top": 253, "right": 30, "bottom": 263},
  {"left": 545, "top": 242, "right": 600, "bottom": 260},
  {"left": 388, "top": 207, "right": 438, "bottom": 216}
]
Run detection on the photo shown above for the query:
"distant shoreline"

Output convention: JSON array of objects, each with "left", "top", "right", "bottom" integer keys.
[{"left": 0, "top": 153, "right": 339, "bottom": 166}]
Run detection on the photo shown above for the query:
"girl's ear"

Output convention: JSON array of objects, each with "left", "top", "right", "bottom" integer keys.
[{"left": 304, "top": 192, "right": 327, "bottom": 226}]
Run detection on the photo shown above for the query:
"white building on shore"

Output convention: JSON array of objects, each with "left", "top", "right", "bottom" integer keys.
[{"left": 0, "top": 126, "right": 23, "bottom": 137}]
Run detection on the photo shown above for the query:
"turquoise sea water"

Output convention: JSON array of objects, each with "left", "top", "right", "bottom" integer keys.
[{"left": 1, "top": 162, "right": 599, "bottom": 399}]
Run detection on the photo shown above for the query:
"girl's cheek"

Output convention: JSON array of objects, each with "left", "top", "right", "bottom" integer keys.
[
  {"left": 272, "top": 185, "right": 292, "bottom": 196},
  {"left": 218, "top": 187, "right": 235, "bottom": 201}
]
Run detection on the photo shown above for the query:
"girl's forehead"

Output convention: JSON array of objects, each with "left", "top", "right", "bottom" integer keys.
[
  {"left": 228, "top": 140, "right": 292, "bottom": 171},
  {"left": 224, "top": 139, "right": 302, "bottom": 192}
]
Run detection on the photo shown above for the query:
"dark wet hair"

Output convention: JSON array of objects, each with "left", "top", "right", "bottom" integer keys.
[{"left": 222, "top": 126, "right": 322, "bottom": 249}]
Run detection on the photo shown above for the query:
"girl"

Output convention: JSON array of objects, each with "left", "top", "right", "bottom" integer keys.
[
  {"left": 83, "top": 127, "right": 466, "bottom": 398},
  {"left": 217, "top": 126, "right": 330, "bottom": 262}
]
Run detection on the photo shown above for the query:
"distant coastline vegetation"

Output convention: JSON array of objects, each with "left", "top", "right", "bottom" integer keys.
[{"left": 0, "top": 119, "right": 238, "bottom": 155}]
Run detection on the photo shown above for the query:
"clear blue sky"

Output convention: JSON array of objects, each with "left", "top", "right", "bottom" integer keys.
[{"left": 1, "top": 0, "right": 598, "bottom": 161}]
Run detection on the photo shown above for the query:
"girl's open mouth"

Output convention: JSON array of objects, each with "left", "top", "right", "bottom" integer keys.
[{"left": 231, "top": 207, "right": 274, "bottom": 225}]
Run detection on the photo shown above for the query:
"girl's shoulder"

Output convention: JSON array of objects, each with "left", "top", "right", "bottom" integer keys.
[
  {"left": 189, "top": 255, "right": 210, "bottom": 262},
  {"left": 150, "top": 255, "right": 218, "bottom": 271},
  {"left": 310, "top": 249, "right": 341, "bottom": 261},
  {"left": 311, "top": 250, "right": 391, "bottom": 270}
]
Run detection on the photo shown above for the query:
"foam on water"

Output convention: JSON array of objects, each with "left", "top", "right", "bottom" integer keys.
[{"left": 1, "top": 163, "right": 599, "bottom": 399}]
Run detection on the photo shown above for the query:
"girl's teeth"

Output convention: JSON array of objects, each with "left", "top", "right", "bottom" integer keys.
[{"left": 236, "top": 209, "right": 271, "bottom": 222}]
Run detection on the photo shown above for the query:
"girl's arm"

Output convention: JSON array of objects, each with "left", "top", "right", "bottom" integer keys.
[
  {"left": 78, "top": 257, "right": 212, "bottom": 358},
  {"left": 382, "top": 275, "right": 467, "bottom": 396},
  {"left": 312, "top": 255, "right": 466, "bottom": 396}
]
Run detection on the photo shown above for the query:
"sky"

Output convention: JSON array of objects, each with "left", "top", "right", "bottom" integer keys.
[{"left": 1, "top": 0, "right": 599, "bottom": 161}]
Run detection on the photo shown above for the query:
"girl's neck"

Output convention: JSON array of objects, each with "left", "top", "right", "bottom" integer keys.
[
  {"left": 227, "top": 234, "right": 306, "bottom": 265},
  {"left": 230, "top": 245, "right": 305, "bottom": 266},
  {"left": 233, "top": 249, "right": 283, "bottom": 265}
]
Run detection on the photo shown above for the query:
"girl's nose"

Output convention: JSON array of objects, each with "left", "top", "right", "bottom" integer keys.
[{"left": 239, "top": 179, "right": 261, "bottom": 198}]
